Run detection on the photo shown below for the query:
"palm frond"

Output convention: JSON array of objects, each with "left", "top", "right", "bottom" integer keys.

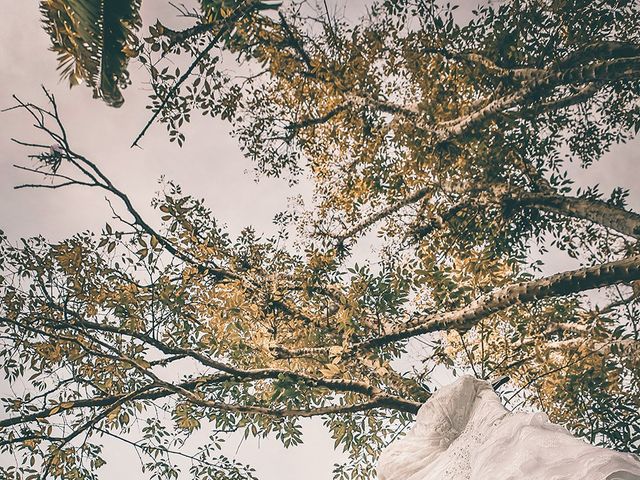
[{"left": 40, "top": 0, "right": 142, "bottom": 107}]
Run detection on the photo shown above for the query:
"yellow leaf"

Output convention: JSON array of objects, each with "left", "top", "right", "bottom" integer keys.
[{"left": 329, "top": 345, "right": 344, "bottom": 356}]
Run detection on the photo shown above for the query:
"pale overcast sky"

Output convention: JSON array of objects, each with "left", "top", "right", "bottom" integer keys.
[{"left": 1, "top": 1, "right": 638, "bottom": 479}]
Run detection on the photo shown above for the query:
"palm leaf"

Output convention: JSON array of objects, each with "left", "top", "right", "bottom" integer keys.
[{"left": 40, "top": 0, "right": 142, "bottom": 107}]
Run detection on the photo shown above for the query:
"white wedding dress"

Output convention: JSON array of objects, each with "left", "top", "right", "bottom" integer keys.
[{"left": 378, "top": 375, "right": 640, "bottom": 480}]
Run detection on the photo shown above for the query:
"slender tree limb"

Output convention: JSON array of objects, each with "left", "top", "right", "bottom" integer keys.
[
  {"left": 41, "top": 304, "right": 383, "bottom": 398},
  {"left": 409, "top": 199, "right": 471, "bottom": 241},
  {"left": 534, "top": 83, "right": 602, "bottom": 113},
  {"left": 0, "top": 301, "right": 420, "bottom": 431},
  {"left": 429, "top": 55, "right": 640, "bottom": 141},
  {"left": 330, "top": 187, "right": 430, "bottom": 243},
  {"left": 363, "top": 183, "right": 640, "bottom": 244},
  {"left": 278, "top": 11, "right": 313, "bottom": 70},
  {"left": 277, "top": 254, "right": 640, "bottom": 357},
  {"left": 421, "top": 46, "right": 541, "bottom": 80},
  {"left": 0, "top": 368, "right": 420, "bottom": 431},
  {"left": 286, "top": 104, "right": 349, "bottom": 131},
  {"left": 131, "top": 0, "right": 267, "bottom": 148},
  {"left": 557, "top": 41, "right": 640, "bottom": 70}
]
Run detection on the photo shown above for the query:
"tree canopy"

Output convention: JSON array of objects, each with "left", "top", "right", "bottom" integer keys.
[{"left": 2, "top": 0, "right": 640, "bottom": 479}]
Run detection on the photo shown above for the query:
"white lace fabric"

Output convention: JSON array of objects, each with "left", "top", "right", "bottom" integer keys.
[{"left": 378, "top": 375, "right": 640, "bottom": 480}]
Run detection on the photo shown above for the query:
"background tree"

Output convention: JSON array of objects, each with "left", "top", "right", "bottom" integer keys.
[{"left": 2, "top": 0, "right": 640, "bottom": 479}]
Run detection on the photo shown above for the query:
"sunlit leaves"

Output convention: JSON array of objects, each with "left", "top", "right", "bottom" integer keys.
[{"left": 7, "top": 0, "right": 640, "bottom": 478}]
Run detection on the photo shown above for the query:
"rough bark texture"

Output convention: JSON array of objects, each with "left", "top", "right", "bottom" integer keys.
[
  {"left": 278, "top": 254, "right": 640, "bottom": 358},
  {"left": 428, "top": 55, "right": 640, "bottom": 141},
  {"left": 516, "top": 191, "right": 640, "bottom": 239},
  {"left": 378, "top": 254, "right": 640, "bottom": 345}
]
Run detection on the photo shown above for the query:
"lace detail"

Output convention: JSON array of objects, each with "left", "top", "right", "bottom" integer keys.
[
  {"left": 439, "top": 405, "right": 508, "bottom": 479},
  {"left": 378, "top": 375, "right": 640, "bottom": 480}
]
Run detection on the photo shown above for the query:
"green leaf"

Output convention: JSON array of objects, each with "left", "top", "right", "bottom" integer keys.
[{"left": 40, "top": 0, "right": 143, "bottom": 106}]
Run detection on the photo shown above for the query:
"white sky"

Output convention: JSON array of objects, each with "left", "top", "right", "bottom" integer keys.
[{"left": 1, "top": 1, "right": 639, "bottom": 479}]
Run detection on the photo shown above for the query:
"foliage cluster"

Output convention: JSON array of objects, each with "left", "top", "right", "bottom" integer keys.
[{"left": 2, "top": 0, "right": 640, "bottom": 478}]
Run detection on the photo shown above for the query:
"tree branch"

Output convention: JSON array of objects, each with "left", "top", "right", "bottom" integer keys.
[
  {"left": 330, "top": 187, "right": 430, "bottom": 243},
  {"left": 428, "top": 55, "right": 640, "bottom": 141},
  {"left": 278, "top": 254, "right": 640, "bottom": 357},
  {"left": 513, "top": 190, "right": 640, "bottom": 239},
  {"left": 131, "top": 0, "right": 269, "bottom": 148}
]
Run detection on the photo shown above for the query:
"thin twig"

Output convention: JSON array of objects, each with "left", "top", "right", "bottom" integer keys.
[{"left": 130, "top": 1, "right": 262, "bottom": 148}]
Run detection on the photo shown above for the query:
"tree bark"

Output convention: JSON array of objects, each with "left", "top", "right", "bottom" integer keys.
[
  {"left": 515, "top": 191, "right": 640, "bottom": 239},
  {"left": 430, "top": 55, "right": 640, "bottom": 141},
  {"left": 278, "top": 254, "right": 640, "bottom": 357}
]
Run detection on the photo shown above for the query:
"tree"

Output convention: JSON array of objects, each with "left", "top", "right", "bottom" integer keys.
[{"left": 2, "top": 0, "right": 640, "bottom": 478}]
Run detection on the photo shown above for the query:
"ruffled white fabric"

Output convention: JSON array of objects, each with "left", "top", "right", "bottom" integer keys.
[{"left": 378, "top": 375, "right": 640, "bottom": 480}]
